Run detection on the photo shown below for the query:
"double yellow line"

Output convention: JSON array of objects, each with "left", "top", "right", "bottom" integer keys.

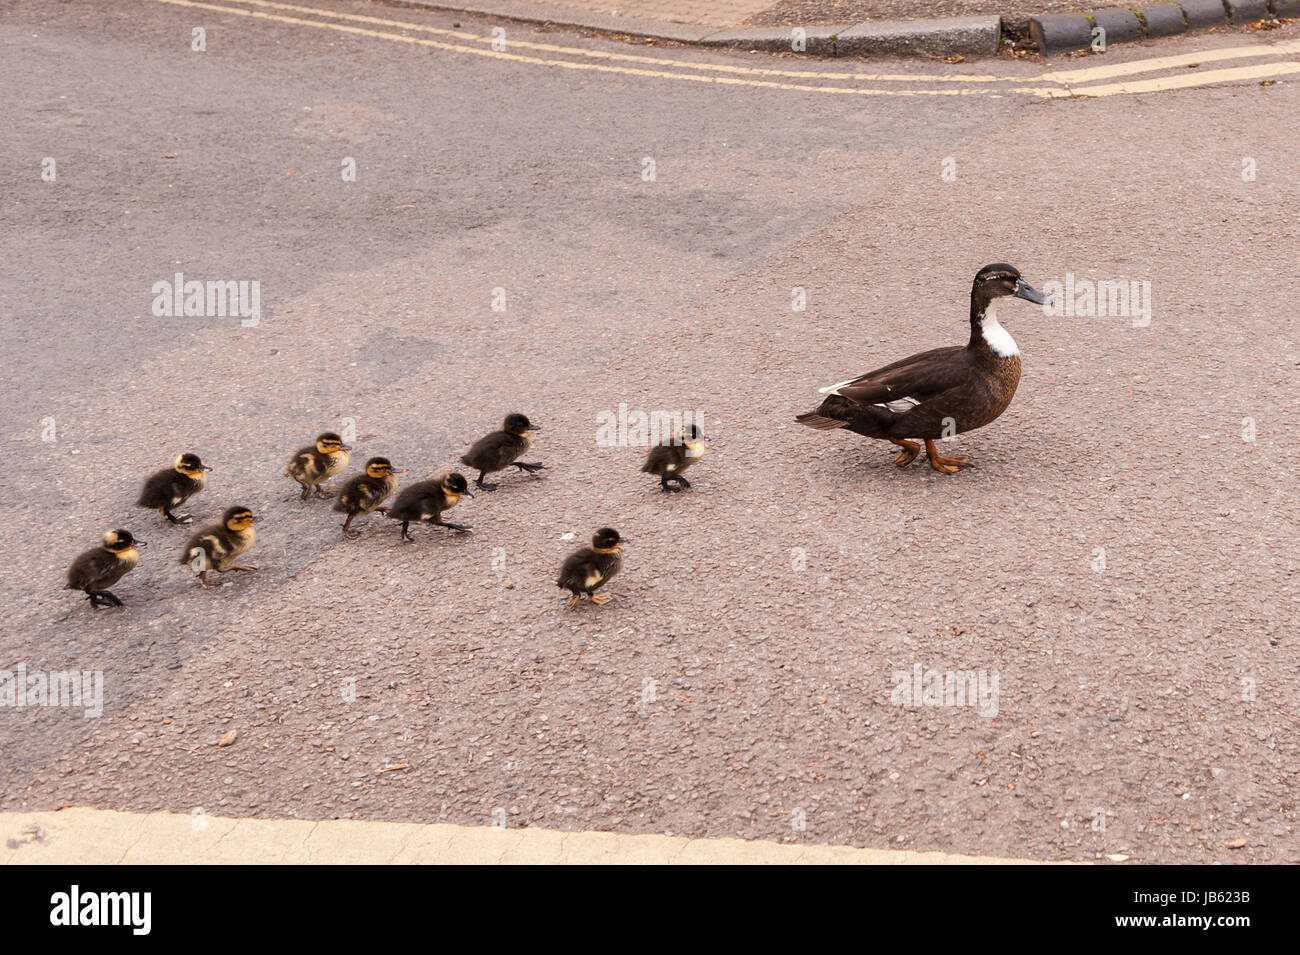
[{"left": 142, "top": 0, "right": 1300, "bottom": 98}]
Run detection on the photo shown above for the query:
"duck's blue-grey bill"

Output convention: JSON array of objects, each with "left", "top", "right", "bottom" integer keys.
[{"left": 1014, "top": 281, "right": 1052, "bottom": 306}]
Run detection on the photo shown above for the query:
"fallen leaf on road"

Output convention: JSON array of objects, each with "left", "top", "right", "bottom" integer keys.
[
  {"left": 377, "top": 763, "right": 409, "bottom": 775},
  {"left": 217, "top": 730, "right": 237, "bottom": 748},
  {"left": 1225, "top": 838, "right": 1247, "bottom": 848},
  {"left": 1106, "top": 854, "right": 1129, "bottom": 862}
]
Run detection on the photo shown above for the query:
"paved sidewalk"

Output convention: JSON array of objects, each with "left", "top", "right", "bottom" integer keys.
[
  {"left": 422, "top": 0, "right": 1087, "bottom": 27},
  {"left": 2, "top": 808, "right": 1069, "bottom": 864},
  {"left": 749, "top": 0, "right": 1095, "bottom": 25},
  {"left": 506, "top": 0, "right": 772, "bottom": 28}
]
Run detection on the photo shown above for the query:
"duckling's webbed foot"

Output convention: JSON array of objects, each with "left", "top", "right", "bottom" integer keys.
[
  {"left": 890, "top": 438, "right": 921, "bottom": 468},
  {"left": 342, "top": 516, "right": 361, "bottom": 538},
  {"left": 436, "top": 520, "right": 471, "bottom": 533},
  {"left": 513, "top": 461, "right": 545, "bottom": 475},
  {"left": 299, "top": 484, "right": 312, "bottom": 501},
  {"left": 164, "top": 509, "right": 193, "bottom": 524},
  {"left": 220, "top": 563, "right": 258, "bottom": 573},
  {"left": 314, "top": 485, "right": 335, "bottom": 499},
  {"left": 400, "top": 521, "right": 414, "bottom": 543},
  {"left": 924, "top": 439, "right": 972, "bottom": 474},
  {"left": 659, "top": 477, "right": 682, "bottom": 493},
  {"left": 474, "top": 472, "right": 498, "bottom": 492},
  {"left": 589, "top": 593, "right": 612, "bottom": 605},
  {"left": 87, "top": 591, "right": 121, "bottom": 608},
  {"left": 565, "top": 593, "right": 582, "bottom": 610},
  {"left": 675, "top": 475, "right": 691, "bottom": 489}
]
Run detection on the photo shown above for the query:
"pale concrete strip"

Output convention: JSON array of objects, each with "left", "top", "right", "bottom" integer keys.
[{"left": 1, "top": 809, "right": 1076, "bottom": 864}]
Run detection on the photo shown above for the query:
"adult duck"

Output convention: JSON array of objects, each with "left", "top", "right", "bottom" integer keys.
[{"left": 796, "top": 264, "right": 1051, "bottom": 473}]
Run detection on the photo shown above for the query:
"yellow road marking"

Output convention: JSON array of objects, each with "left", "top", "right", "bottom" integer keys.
[
  {"left": 1068, "top": 59, "right": 1300, "bottom": 95},
  {"left": 139, "top": 0, "right": 1300, "bottom": 98},
  {"left": 1042, "top": 39, "right": 1300, "bottom": 83}
]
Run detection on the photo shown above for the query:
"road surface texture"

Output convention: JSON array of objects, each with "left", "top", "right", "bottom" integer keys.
[{"left": 1, "top": 0, "right": 1297, "bottom": 864}]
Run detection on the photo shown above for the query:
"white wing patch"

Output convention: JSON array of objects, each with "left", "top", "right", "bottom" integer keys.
[
  {"left": 877, "top": 396, "right": 921, "bottom": 413},
  {"left": 818, "top": 375, "right": 868, "bottom": 396}
]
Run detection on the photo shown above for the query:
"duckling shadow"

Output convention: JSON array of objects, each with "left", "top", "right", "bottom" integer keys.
[{"left": 390, "top": 530, "right": 476, "bottom": 548}]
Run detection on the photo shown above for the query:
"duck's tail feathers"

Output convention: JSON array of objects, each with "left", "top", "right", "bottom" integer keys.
[
  {"left": 794, "top": 412, "right": 848, "bottom": 431},
  {"left": 799, "top": 395, "right": 895, "bottom": 439}
]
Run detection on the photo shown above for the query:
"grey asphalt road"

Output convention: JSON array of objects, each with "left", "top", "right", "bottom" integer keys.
[{"left": 1, "top": 0, "right": 1297, "bottom": 864}]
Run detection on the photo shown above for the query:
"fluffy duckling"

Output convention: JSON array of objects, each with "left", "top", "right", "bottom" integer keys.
[
  {"left": 66, "top": 529, "right": 146, "bottom": 608},
  {"left": 642, "top": 423, "right": 708, "bottom": 492},
  {"left": 286, "top": 431, "right": 352, "bottom": 500},
  {"left": 557, "top": 527, "right": 625, "bottom": 610},
  {"left": 181, "top": 506, "right": 258, "bottom": 587},
  {"left": 460, "top": 413, "right": 545, "bottom": 491},
  {"left": 137, "top": 453, "right": 211, "bottom": 523},
  {"left": 334, "top": 457, "right": 403, "bottom": 538},
  {"left": 386, "top": 472, "right": 473, "bottom": 542}
]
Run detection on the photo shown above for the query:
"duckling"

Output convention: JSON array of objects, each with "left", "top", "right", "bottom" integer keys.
[
  {"left": 66, "top": 529, "right": 146, "bottom": 608},
  {"left": 556, "top": 527, "right": 625, "bottom": 610},
  {"left": 642, "top": 423, "right": 708, "bottom": 492},
  {"left": 386, "top": 472, "right": 473, "bottom": 542},
  {"left": 796, "top": 264, "right": 1051, "bottom": 473},
  {"left": 181, "top": 506, "right": 259, "bottom": 586},
  {"left": 286, "top": 431, "right": 352, "bottom": 500},
  {"left": 460, "top": 413, "right": 545, "bottom": 491},
  {"left": 137, "top": 453, "right": 211, "bottom": 523},
  {"left": 334, "top": 457, "right": 403, "bottom": 538}
]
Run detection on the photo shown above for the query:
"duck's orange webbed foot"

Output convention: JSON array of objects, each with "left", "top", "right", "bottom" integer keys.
[
  {"left": 890, "top": 438, "right": 921, "bottom": 468},
  {"left": 924, "top": 439, "right": 971, "bottom": 474}
]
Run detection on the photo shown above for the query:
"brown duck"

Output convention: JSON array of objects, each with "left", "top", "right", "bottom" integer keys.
[
  {"left": 286, "top": 432, "right": 352, "bottom": 500},
  {"left": 641, "top": 423, "right": 707, "bottom": 492},
  {"left": 386, "top": 472, "right": 473, "bottom": 541},
  {"left": 137, "top": 453, "right": 211, "bottom": 523},
  {"left": 66, "top": 529, "right": 146, "bottom": 608},
  {"left": 334, "top": 457, "right": 403, "bottom": 538},
  {"left": 460, "top": 414, "right": 544, "bottom": 491},
  {"left": 556, "top": 527, "right": 625, "bottom": 610},
  {"left": 181, "top": 506, "right": 258, "bottom": 587},
  {"left": 796, "top": 264, "right": 1050, "bottom": 473}
]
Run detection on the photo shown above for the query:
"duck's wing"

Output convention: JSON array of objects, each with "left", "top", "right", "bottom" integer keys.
[
  {"left": 68, "top": 549, "right": 115, "bottom": 590},
  {"left": 641, "top": 443, "right": 677, "bottom": 474},
  {"left": 136, "top": 469, "right": 175, "bottom": 507},
  {"left": 462, "top": 432, "right": 509, "bottom": 470},
  {"left": 818, "top": 345, "right": 967, "bottom": 408},
  {"left": 387, "top": 482, "right": 438, "bottom": 520},
  {"left": 287, "top": 446, "right": 322, "bottom": 480},
  {"left": 334, "top": 476, "right": 373, "bottom": 512},
  {"left": 556, "top": 551, "right": 590, "bottom": 590}
]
